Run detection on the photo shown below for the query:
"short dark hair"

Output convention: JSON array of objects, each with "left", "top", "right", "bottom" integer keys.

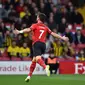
[{"left": 37, "top": 12, "right": 46, "bottom": 23}]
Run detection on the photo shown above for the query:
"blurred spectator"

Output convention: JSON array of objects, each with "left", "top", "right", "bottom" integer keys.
[
  {"left": 24, "top": 35, "right": 32, "bottom": 49},
  {"left": 73, "top": 8, "right": 84, "bottom": 24},
  {"left": 20, "top": 6, "right": 31, "bottom": 18},
  {"left": 48, "top": 16, "right": 57, "bottom": 30},
  {"left": 24, "top": 0, "right": 33, "bottom": 13},
  {"left": 5, "top": 31, "right": 12, "bottom": 47},
  {"left": 81, "top": 24, "right": 85, "bottom": 36},
  {"left": 52, "top": 39, "right": 63, "bottom": 57},
  {"left": 0, "top": 48, "right": 5, "bottom": 56},
  {"left": 52, "top": 5, "right": 62, "bottom": 24},
  {"left": 78, "top": 49, "right": 85, "bottom": 61},
  {"left": 45, "top": 49, "right": 59, "bottom": 74},
  {"left": 61, "top": 5, "right": 69, "bottom": 21},
  {"left": 49, "top": 12, "right": 54, "bottom": 18},
  {"left": 63, "top": 26, "right": 74, "bottom": 43},
  {"left": 16, "top": 34, "right": 24, "bottom": 47},
  {"left": 22, "top": 13, "right": 32, "bottom": 26},
  {"left": 67, "top": 4, "right": 75, "bottom": 24},
  {"left": 5, "top": 23, "right": 11, "bottom": 31},
  {"left": 39, "top": 1, "right": 45, "bottom": 13},
  {"left": 4, "top": 0, "right": 15, "bottom": 10},
  {"left": 0, "top": 4, "right": 8, "bottom": 19},
  {"left": 66, "top": 1, "right": 73, "bottom": 12},
  {"left": 0, "top": 32, "right": 4, "bottom": 47},
  {"left": 15, "top": 18, "right": 22, "bottom": 29},
  {"left": 4, "top": 0, "right": 11, "bottom": 10},
  {"left": 30, "top": 6, "right": 38, "bottom": 23},
  {"left": 0, "top": 22, "right": 7, "bottom": 37},
  {"left": 16, "top": 2, "right": 24, "bottom": 13},
  {"left": 63, "top": 42, "right": 75, "bottom": 59},
  {"left": 44, "top": 0, "right": 52, "bottom": 17},
  {"left": 21, "top": 23, "right": 27, "bottom": 29},
  {"left": 74, "top": 24, "right": 82, "bottom": 30},
  {"left": 33, "top": 7, "right": 39, "bottom": 17},
  {"left": 74, "top": 29, "right": 85, "bottom": 44},
  {"left": 19, "top": 42, "right": 30, "bottom": 58},
  {"left": 8, "top": 9, "right": 18, "bottom": 23},
  {"left": 31, "top": 2, "right": 37, "bottom": 8},
  {"left": 66, "top": 1, "right": 74, "bottom": 24},
  {"left": 49, "top": 28, "right": 57, "bottom": 43},
  {"left": 55, "top": 0, "right": 62, "bottom": 12},
  {"left": 7, "top": 4, "right": 14, "bottom": 14},
  {"left": 46, "top": 38, "right": 52, "bottom": 53},
  {"left": 58, "top": 17, "right": 67, "bottom": 34},
  {"left": 75, "top": 49, "right": 80, "bottom": 61},
  {"left": 7, "top": 41, "right": 19, "bottom": 58},
  {"left": 52, "top": 0, "right": 57, "bottom": 5}
]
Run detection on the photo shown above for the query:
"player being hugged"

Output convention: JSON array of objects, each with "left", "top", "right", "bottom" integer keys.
[{"left": 14, "top": 12, "right": 68, "bottom": 82}]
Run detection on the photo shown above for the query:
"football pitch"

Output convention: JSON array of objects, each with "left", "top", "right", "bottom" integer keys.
[{"left": 0, "top": 75, "right": 85, "bottom": 85}]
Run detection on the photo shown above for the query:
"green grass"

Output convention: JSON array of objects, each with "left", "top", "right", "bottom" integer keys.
[{"left": 0, "top": 75, "right": 85, "bottom": 85}]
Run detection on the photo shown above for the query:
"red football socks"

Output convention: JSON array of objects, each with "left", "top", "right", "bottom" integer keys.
[
  {"left": 37, "top": 58, "right": 46, "bottom": 69},
  {"left": 28, "top": 61, "right": 36, "bottom": 77}
]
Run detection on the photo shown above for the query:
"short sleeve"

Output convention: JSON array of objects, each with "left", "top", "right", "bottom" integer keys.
[
  {"left": 47, "top": 27, "right": 52, "bottom": 34},
  {"left": 30, "top": 24, "right": 36, "bottom": 31}
]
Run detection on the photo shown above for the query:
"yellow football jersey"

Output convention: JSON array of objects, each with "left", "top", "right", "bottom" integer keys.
[
  {"left": 52, "top": 42, "right": 63, "bottom": 56},
  {"left": 19, "top": 47, "right": 30, "bottom": 57},
  {"left": 7, "top": 46, "right": 20, "bottom": 56}
]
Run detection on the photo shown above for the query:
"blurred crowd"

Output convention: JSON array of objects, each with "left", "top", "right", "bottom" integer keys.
[{"left": 0, "top": 0, "right": 85, "bottom": 61}]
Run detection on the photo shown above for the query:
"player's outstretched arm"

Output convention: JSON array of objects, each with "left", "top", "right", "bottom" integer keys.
[
  {"left": 13, "top": 28, "right": 31, "bottom": 35},
  {"left": 51, "top": 32, "right": 69, "bottom": 42}
]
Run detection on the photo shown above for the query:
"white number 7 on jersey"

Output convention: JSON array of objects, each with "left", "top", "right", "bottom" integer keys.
[{"left": 39, "top": 30, "right": 44, "bottom": 39}]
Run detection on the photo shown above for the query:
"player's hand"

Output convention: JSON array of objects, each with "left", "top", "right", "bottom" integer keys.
[
  {"left": 62, "top": 36, "right": 69, "bottom": 42},
  {"left": 13, "top": 29, "right": 20, "bottom": 35}
]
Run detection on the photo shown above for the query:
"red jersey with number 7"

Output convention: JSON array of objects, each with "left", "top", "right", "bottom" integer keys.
[{"left": 30, "top": 23, "right": 52, "bottom": 44}]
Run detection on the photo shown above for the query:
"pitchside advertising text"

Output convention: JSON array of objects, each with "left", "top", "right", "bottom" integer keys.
[{"left": 0, "top": 61, "right": 85, "bottom": 74}]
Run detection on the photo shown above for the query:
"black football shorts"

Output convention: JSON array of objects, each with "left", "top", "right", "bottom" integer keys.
[{"left": 31, "top": 41, "right": 46, "bottom": 57}]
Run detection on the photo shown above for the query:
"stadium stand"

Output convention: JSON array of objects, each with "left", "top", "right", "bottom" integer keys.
[{"left": 0, "top": 0, "right": 85, "bottom": 61}]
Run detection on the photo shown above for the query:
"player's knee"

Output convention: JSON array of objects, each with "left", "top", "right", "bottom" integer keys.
[
  {"left": 32, "top": 57, "right": 36, "bottom": 62},
  {"left": 36, "top": 56, "right": 41, "bottom": 61}
]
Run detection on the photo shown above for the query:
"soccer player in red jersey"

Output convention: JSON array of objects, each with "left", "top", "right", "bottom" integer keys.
[{"left": 14, "top": 13, "right": 68, "bottom": 82}]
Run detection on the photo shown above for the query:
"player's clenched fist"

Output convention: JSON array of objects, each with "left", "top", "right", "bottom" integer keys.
[
  {"left": 13, "top": 29, "right": 20, "bottom": 35},
  {"left": 62, "top": 36, "right": 69, "bottom": 42}
]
